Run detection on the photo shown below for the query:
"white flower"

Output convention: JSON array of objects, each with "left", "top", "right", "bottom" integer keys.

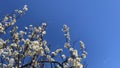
[
  {"left": 63, "top": 63, "right": 69, "bottom": 68},
  {"left": 56, "top": 49, "right": 63, "bottom": 53},
  {"left": 68, "top": 57, "right": 73, "bottom": 64},
  {"left": 13, "top": 51, "right": 19, "bottom": 55},
  {"left": 83, "top": 51, "right": 87, "bottom": 55},
  {"left": 25, "top": 39, "right": 30, "bottom": 44},
  {"left": 45, "top": 46, "right": 50, "bottom": 53},
  {"left": 32, "top": 41, "right": 39, "bottom": 45},
  {"left": 51, "top": 52, "right": 57, "bottom": 56},
  {"left": 42, "top": 31, "right": 46, "bottom": 35},
  {"left": 25, "top": 27, "right": 28, "bottom": 30},
  {"left": 42, "top": 22, "right": 47, "bottom": 26},
  {"left": 0, "top": 38, "right": 4, "bottom": 46},
  {"left": 23, "top": 5, "right": 28, "bottom": 11},
  {"left": 42, "top": 40, "right": 47, "bottom": 46},
  {"left": 3, "top": 16, "right": 8, "bottom": 22},
  {"left": 64, "top": 42, "right": 70, "bottom": 48},
  {"left": 81, "top": 53, "right": 86, "bottom": 58},
  {"left": 9, "top": 58, "right": 15, "bottom": 66},
  {"left": 3, "top": 64, "right": 7, "bottom": 68},
  {"left": 80, "top": 41, "right": 85, "bottom": 50},
  {"left": 0, "top": 49, "right": 3, "bottom": 55},
  {"left": 61, "top": 54, "right": 66, "bottom": 59},
  {"left": 76, "top": 63, "right": 83, "bottom": 68},
  {"left": 69, "top": 47, "right": 74, "bottom": 52},
  {"left": 10, "top": 43, "right": 17, "bottom": 47},
  {"left": 3, "top": 51, "right": 9, "bottom": 56},
  {"left": 0, "top": 23, "right": 4, "bottom": 33},
  {"left": 56, "top": 64, "right": 62, "bottom": 68},
  {"left": 19, "top": 30, "right": 25, "bottom": 35},
  {"left": 76, "top": 57, "right": 81, "bottom": 62},
  {"left": 62, "top": 24, "right": 69, "bottom": 32},
  {"left": 46, "top": 55, "right": 52, "bottom": 61},
  {"left": 72, "top": 50, "right": 78, "bottom": 57},
  {"left": 18, "top": 10, "right": 23, "bottom": 14},
  {"left": 10, "top": 18, "right": 16, "bottom": 25}
]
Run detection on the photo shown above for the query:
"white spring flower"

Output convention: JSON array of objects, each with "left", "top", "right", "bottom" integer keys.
[
  {"left": 76, "top": 57, "right": 81, "bottom": 62},
  {"left": 50, "top": 58, "right": 55, "bottom": 61},
  {"left": 83, "top": 51, "right": 87, "bottom": 55},
  {"left": 0, "top": 23, "right": 4, "bottom": 33},
  {"left": 0, "top": 49, "right": 3, "bottom": 55},
  {"left": 10, "top": 43, "right": 17, "bottom": 47},
  {"left": 76, "top": 63, "right": 83, "bottom": 68},
  {"left": 37, "top": 47, "right": 44, "bottom": 56},
  {"left": 42, "top": 22, "right": 47, "bottom": 27},
  {"left": 9, "top": 58, "right": 15, "bottom": 67},
  {"left": 61, "top": 54, "right": 66, "bottom": 59},
  {"left": 23, "top": 5, "right": 28, "bottom": 11},
  {"left": 56, "top": 64, "right": 62, "bottom": 68},
  {"left": 80, "top": 41, "right": 85, "bottom": 50},
  {"left": 19, "top": 30, "right": 25, "bottom": 35},
  {"left": 32, "top": 41, "right": 40, "bottom": 51},
  {"left": 3, "top": 64, "right": 7, "bottom": 68},
  {"left": 72, "top": 50, "right": 78, "bottom": 57},
  {"left": 46, "top": 55, "right": 52, "bottom": 61},
  {"left": 81, "top": 51, "right": 87, "bottom": 58},
  {"left": 64, "top": 42, "right": 70, "bottom": 48},
  {"left": 18, "top": 10, "right": 23, "bottom": 14},
  {"left": 55, "top": 49, "right": 63, "bottom": 53},
  {"left": 32, "top": 41, "right": 39, "bottom": 45},
  {"left": 62, "top": 24, "right": 69, "bottom": 32},
  {"left": 64, "top": 32, "right": 70, "bottom": 38},
  {"left": 10, "top": 18, "right": 16, "bottom": 25},
  {"left": 40, "top": 50, "right": 44, "bottom": 56},
  {"left": 38, "top": 27, "right": 42, "bottom": 30},
  {"left": 63, "top": 63, "right": 69, "bottom": 68},
  {"left": 51, "top": 52, "right": 57, "bottom": 56},
  {"left": 25, "top": 39, "right": 30, "bottom": 44},
  {"left": 69, "top": 47, "right": 74, "bottom": 52},
  {"left": 81, "top": 53, "right": 86, "bottom": 59},
  {"left": 45, "top": 46, "right": 50, "bottom": 53},
  {"left": 13, "top": 51, "right": 19, "bottom": 56},
  {"left": 24, "top": 27, "right": 28, "bottom": 30},
  {"left": 42, "top": 31, "right": 46, "bottom": 35},
  {"left": 0, "top": 38, "right": 4, "bottom": 47},
  {"left": 2, "top": 51, "right": 9, "bottom": 56},
  {"left": 68, "top": 57, "right": 73, "bottom": 64},
  {"left": 3, "top": 16, "right": 9, "bottom": 22},
  {"left": 42, "top": 40, "right": 47, "bottom": 46}
]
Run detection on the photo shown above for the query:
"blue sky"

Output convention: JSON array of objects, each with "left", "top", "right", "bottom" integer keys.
[{"left": 0, "top": 0, "right": 120, "bottom": 68}]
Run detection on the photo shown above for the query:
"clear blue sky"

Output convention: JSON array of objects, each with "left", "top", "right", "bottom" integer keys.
[{"left": 0, "top": 0, "right": 120, "bottom": 68}]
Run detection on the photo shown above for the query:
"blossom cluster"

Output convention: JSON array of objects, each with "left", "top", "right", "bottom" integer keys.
[{"left": 0, "top": 5, "right": 87, "bottom": 68}]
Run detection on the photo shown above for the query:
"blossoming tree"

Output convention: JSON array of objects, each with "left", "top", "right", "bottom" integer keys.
[{"left": 0, "top": 5, "right": 87, "bottom": 68}]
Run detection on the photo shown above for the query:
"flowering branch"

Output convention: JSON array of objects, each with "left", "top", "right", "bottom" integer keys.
[{"left": 0, "top": 5, "right": 87, "bottom": 68}]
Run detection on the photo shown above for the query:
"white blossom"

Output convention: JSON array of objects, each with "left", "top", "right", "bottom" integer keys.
[
  {"left": 61, "top": 54, "right": 66, "bottom": 59},
  {"left": 23, "top": 5, "right": 28, "bottom": 11},
  {"left": 0, "top": 23, "right": 4, "bottom": 33},
  {"left": 51, "top": 52, "right": 57, "bottom": 56},
  {"left": 42, "top": 22, "right": 47, "bottom": 26},
  {"left": 45, "top": 46, "right": 50, "bottom": 53},
  {"left": 55, "top": 49, "right": 63, "bottom": 53},
  {"left": 9, "top": 58, "right": 15, "bottom": 67},
  {"left": 80, "top": 41, "right": 85, "bottom": 50},
  {"left": 64, "top": 42, "right": 70, "bottom": 48},
  {"left": 72, "top": 50, "right": 78, "bottom": 57},
  {"left": 42, "top": 31, "right": 46, "bottom": 35},
  {"left": 3, "top": 16, "right": 9, "bottom": 22},
  {"left": 10, "top": 43, "right": 17, "bottom": 47}
]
